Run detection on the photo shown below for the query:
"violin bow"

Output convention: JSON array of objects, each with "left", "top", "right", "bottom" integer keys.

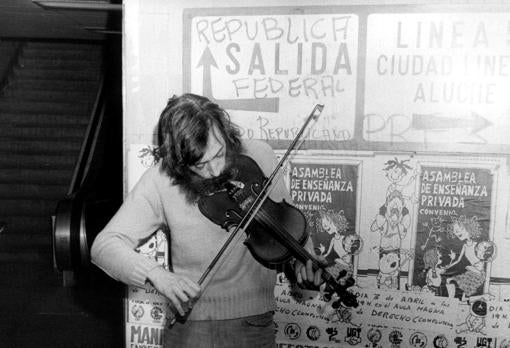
[
  {"left": 168, "top": 104, "right": 325, "bottom": 325},
  {"left": 197, "top": 104, "right": 324, "bottom": 286}
]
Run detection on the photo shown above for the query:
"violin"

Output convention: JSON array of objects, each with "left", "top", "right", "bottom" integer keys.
[
  {"left": 196, "top": 104, "right": 358, "bottom": 309},
  {"left": 198, "top": 154, "right": 358, "bottom": 308}
]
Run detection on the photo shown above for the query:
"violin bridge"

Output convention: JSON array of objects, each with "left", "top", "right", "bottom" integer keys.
[
  {"left": 225, "top": 180, "right": 256, "bottom": 213},
  {"left": 226, "top": 180, "right": 244, "bottom": 195},
  {"left": 226, "top": 180, "right": 252, "bottom": 209},
  {"left": 239, "top": 196, "right": 254, "bottom": 212}
]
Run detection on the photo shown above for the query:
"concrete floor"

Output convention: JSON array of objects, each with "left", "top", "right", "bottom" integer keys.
[{"left": 0, "top": 258, "right": 124, "bottom": 347}]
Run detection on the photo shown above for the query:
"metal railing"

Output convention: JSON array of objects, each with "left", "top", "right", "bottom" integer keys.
[
  {"left": 0, "top": 41, "right": 23, "bottom": 95},
  {"left": 53, "top": 74, "right": 107, "bottom": 275},
  {"left": 67, "top": 76, "right": 105, "bottom": 195}
]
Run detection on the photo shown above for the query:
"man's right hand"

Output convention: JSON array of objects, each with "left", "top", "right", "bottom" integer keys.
[{"left": 147, "top": 266, "right": 201, "bottom": 316}]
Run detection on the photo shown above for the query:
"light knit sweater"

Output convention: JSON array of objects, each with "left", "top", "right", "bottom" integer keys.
[{"left": 90, "top": 139, "right": 291, "bottom": 320}]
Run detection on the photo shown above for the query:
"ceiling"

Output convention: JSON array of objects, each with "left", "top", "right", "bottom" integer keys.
[{"left": 0, "top": 0, "right": 121, "bottom": 40}]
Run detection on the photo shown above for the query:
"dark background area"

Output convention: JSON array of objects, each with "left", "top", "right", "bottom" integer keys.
[{"left": 0, "top": 1, "right": 126, "bottom": 347}]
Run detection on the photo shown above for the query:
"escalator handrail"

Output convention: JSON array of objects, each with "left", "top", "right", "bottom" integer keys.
[
  {"left": 54, "top": 73, "right": 107, "bottom": 272},
  {"left": 67, "top": 75, "right": 105, "bottom": 196},
  {"left": 0, "top": 41, "right": 24, "bottom": 95}
]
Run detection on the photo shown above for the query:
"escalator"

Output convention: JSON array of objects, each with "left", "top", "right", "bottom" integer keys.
[{"left": 0, "top": 37, "right": 124, "bottom": 346}]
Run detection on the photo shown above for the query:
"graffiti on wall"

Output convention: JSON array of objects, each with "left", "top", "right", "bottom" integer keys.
[
  {"left": 363, "top": 13, "right": 510, "bottom": 148},
  {"left": 186, "top": 10, "right": 359, "bottom": 142}
]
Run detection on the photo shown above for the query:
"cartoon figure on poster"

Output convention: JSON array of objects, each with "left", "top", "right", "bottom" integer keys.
[
  {"left": 376, "top": 248, "right": 414, "bottom": 290},
  {"left": 318, "top": 291, "right": 361, "bottom": 327},
  {"left": 135, "top": 229, "right": 169, "bottom": 270},
  {"left": 370, "top": 157, "right": 415, "bottom": 289},
  {"left": 406, "top": 216, "right": 447, "bottom": 294},
  {"left": 312, "top": 209, "right": 362, "bottom": 270},
  {"left": 441, "top": 216, "right": 496, "bottom": 301},
  {"left": 138, "top": 145, "right": 161, "bottom": 168},
  {"left": 302, "top": 209, "right": 363, "bottom": 328},
  {"left": 420, "top": 247, "right": 447, "bottom": 295},
  {"left": 381, "top": 157, "right": 417, "bottom": 203},
  {"left": 421, "top": 216, "right": 446, "bottom": 251},
  {"left": 456, "top": 297, "right": 489, "bottom": 335},
  {"left": 316, "top": 259, "right": 363, "bottom": 328}
]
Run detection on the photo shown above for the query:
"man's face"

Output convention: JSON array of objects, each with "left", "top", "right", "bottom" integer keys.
[{"left": 189, "top": 126, "right": 227, "bottom": 179}]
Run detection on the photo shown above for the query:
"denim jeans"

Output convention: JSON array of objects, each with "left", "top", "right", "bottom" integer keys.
[{"left": 164, "top": 311, "right": 276, "bottom": 348}]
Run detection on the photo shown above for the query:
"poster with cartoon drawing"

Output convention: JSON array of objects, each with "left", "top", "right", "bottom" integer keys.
[
  {"left": 126, "top": 228, "right": 171, "bottom": 348},
  {"left": 370, "top": 157, "right": 416, "bottom": 290},
  {"left": 289, "top": 160, "right": 361, "bottom": 271},
  {"left": 412, "top": 166, "right": 495, "bottom": 302}
]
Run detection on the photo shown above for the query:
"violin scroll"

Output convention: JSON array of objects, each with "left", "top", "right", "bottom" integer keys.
[{"left": 319, "top": 267, "right": 358, "bottom": 308}]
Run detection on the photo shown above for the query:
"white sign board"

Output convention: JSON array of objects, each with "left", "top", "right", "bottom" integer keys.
[
  {"left": 186, "top": 11, "right": 359, "bottom": 142},
  {"left": 364, "top": 13, "right": 510, "bottom": 146}
]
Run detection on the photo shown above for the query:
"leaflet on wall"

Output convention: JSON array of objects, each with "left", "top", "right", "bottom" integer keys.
[
  {"left": 274, "top": 278, "right": 509, "bottom": 347},
  {"left": 126, "top": 322, "right": 164, "bottom": 348},
  {"left": 125, "top": 229, "right": 170, "bottom": 348}
]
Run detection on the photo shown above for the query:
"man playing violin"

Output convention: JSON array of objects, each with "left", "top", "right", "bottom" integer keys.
[{"left": 91, "top": 93, "right": 323, "bottom": 347}]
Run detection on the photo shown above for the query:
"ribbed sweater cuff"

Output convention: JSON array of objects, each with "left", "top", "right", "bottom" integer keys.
[{"left": 130, "top": 257, "right": 160, "bottom": 288}]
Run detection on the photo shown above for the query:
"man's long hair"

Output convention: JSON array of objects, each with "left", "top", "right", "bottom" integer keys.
[{"left": 157, "top": 93, "right": 242, "bottom": 201}]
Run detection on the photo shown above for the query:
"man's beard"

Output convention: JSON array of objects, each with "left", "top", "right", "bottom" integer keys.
[{"left": 180, "top": 154, "right": 236, "bottom": 203}]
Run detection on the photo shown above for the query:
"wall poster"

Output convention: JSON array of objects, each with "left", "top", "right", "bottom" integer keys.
[
  {"left": 411, "top": 164, "right": 496, "bottom": 301},
  {"left": 287, "top": 156, "right": 362, "bottom": 272}
]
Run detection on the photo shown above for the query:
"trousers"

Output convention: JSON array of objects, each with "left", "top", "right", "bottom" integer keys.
[{"left": 164, "top": 311, "right": 276, "bottom": 348}]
